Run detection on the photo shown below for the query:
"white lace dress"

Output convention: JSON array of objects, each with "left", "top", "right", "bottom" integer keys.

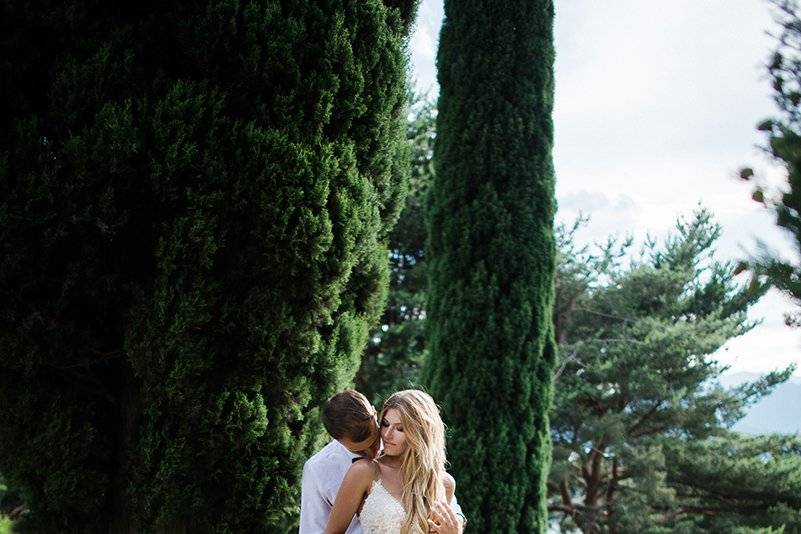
[{"left": 359, "top": 479, "right": 406, "bottom": 534}]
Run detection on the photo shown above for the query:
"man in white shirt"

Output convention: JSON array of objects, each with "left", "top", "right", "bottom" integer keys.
[{"left": 300, "top": 390, "right": 464, "bottom": 534}]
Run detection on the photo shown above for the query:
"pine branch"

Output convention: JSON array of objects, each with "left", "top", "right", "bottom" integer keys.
[{"left": 627, "top": 401, "right": 665, "bottom": 437}]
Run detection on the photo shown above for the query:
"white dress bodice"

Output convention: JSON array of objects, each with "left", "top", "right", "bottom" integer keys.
[{"left": 359, "top": 479, "right": 406, "bottom": 534}]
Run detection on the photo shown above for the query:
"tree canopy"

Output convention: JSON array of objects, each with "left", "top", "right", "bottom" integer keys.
[
  {"left": 0, "top": 1, "right": 416, "bottom": 531},
  {"left": 549, "top": 210, "right": 797, "bottom": 533}
]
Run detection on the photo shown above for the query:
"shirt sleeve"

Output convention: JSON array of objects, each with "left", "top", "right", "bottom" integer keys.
[
  {"left": 299, "top": 460, "right": 328, "bottom": 534},
  {"left": 449, "top": 491, "right": 465, "bottom": 521}
]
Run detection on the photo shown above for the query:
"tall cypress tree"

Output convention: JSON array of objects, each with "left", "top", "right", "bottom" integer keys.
[
  {"left": 423, "top": 1, "right": 557, "bottom": 532},
  {"left": 0, "top": 1, "right": 416, "bottom": 532}
]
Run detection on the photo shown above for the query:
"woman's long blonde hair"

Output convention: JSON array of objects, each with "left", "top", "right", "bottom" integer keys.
[{"left": 380, "top": 390, "right": 447, "bottom": 534}]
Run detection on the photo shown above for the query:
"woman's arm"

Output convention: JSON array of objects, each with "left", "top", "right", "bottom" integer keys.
[{"left": 324, "top": 460, "right": 376, "bottom": 534}]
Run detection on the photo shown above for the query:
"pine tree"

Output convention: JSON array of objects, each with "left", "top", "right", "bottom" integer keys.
[
  {"left": 548, "top": 210, "right": 798, "bottom": 533},
  {"left": 661, "top": 433, "right": 801, "bottom": 532},
  {"left": 0, "top": 1, "right": 416, "bottom": 532},
  {"left": 423, "top": 1, "right": 558, "bottom": 532}
]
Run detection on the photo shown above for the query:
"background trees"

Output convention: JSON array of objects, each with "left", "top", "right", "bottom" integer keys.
[
  {"left": 361, "top": 99, "right": 801, "bottom": 529},
  {"left": 661, "top": 433, "right": 801, "bottom": 532},
  {"left": 357, "top": 94, "right": 435, "bottom": 405},
  {"left": 548, "top": 211, "right": 797, "bottom": 533},
  {"left": 422, "top": 1, "right": 558, "bottom": 531},
  {"left": 0, "top": 1, "right": 416, "bottom": 531}
]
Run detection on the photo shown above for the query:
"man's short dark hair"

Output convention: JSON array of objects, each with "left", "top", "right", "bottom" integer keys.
[{"left": 322, "top": 390, "right": 375, "bottom": 442}]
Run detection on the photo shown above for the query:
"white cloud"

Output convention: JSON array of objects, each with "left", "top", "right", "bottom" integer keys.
[
  {"left": 716, "top": 290, "right": 801, "bottom": 375},
  {"left": 557, "top": 190, "right": 639, "bottom": 243}
]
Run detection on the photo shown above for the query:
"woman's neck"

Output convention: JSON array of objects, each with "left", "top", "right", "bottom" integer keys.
[{"left": 379, "top": 454, "right": 402, "bottom": 470}]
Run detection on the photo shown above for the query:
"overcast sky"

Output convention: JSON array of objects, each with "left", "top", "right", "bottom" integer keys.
[{"left": 409, "top": 0, "right": 801, "bottom": 377}]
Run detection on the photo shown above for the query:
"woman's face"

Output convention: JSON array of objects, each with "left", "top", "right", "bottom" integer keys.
[{"left": 381, "top": 407, "right": 407, "bottom": 457}]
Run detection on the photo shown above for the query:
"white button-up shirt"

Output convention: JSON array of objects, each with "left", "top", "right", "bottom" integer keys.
[
  {"left": 300, "top": 440, "right": 363, "bottom": 534},
  {"left": 299, "top": 440, "right": 465, "bottom": 534}
]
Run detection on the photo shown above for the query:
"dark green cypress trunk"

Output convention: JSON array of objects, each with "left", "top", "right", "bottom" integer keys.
[
  {"left": 0, "top": 1, "right": 415, "bottom": 532},
  {"left": 423, "top": 1, "right": 557, "bottom": 532}
]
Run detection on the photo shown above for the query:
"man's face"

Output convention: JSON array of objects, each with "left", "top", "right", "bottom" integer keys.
[{"left": 339, "top": 410, "right": 381, "bottom": 459}]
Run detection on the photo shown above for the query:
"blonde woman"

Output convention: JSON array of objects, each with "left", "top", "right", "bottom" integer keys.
[{"left": 324, "top": 390, "right": 463, "bottom": 534}]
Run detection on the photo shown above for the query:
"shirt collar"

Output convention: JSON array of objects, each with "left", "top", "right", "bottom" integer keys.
[{"left": 334, "top": 439, "right": 363, "bottom": 462}]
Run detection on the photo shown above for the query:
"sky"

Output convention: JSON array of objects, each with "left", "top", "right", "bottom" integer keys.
[{"left": 408, "top": 0, "right": 801, "bottom": 377}]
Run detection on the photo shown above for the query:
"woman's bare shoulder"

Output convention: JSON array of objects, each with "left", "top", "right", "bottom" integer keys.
[{"left": 346, "top": 457, "right": 380, "bottom": 482}]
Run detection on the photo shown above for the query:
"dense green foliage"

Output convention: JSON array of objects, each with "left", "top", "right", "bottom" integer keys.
[
  {"left": 662, "top": 433, "right": 801, "bottom": 533},
  {"left": 357, "top": 95, "right": 435, "bottom": 405},
  {"left": 0, "top": 1, "right": 416, "bottom": 531},
  {"left": 0, "top": 474, "right": 21, "bottom": 529},
  {"left": 548, "top": 210, "right": 799, "bottom": 533},
  {"left": 369, "top": 158, "right": 801, "bottom": 530},
  {"left": 423, "top": 1, "right": 558, "bottom": 532}
]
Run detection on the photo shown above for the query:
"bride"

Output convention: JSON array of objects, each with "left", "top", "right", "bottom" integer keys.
[{"left": 324, "top": 389, "right": 460, "bottom": 534}]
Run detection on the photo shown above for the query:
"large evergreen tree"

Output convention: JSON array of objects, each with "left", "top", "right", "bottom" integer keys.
[
  {"left": 548, "top": 210, "right": 798, "bottom": 533},
  {"left": 0, "top": 1, "right": 416, "bottom": 532},
  {"left": 423, "top": 1, "right": 558, "bottom": 532}
]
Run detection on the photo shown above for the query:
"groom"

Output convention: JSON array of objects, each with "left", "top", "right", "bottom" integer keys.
[{"left": 299, "top": 390, "right": 464, "bottom": 534}]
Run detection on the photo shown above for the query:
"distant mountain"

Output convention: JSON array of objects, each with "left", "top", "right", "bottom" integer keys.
[{"left": 720, "top": 372, "right": 801, "bottom": 435}]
